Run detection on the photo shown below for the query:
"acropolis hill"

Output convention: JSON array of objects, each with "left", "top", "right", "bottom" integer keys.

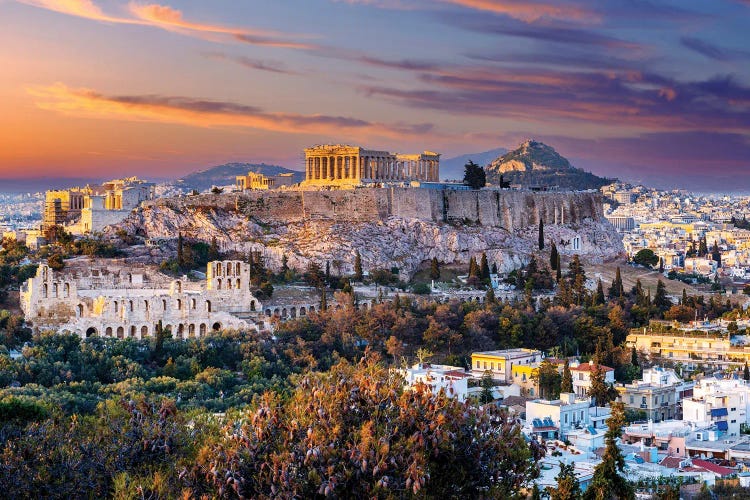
[{"left": 110, "top": 186, "right": 624, "bottom": 279}]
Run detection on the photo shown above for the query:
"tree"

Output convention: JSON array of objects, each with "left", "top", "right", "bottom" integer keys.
[
  {"left": 480, "top": 252, "right": 490, "bottom": 281},
  {"left": 653, "top": 279, "right": 671, "bottom": 313},
  {"left": 176, "top": 232, "right": 185, "bottom": 268},
  {"left": 479, "top": 371, "right": 494, "bottom": 403},
  {"left": 561, "top": 359, "right": 573, "bottom": 394},
  {"left": 47, "top": 253, "right": 65, "bottom": 271},
  {"left": 588, "top": 364, "right": 616, "bottom": 407},
  {"left": 305, "top": 261, "right": 325, "bottom": 288},
  {"left": 658, "top": 257, "right": 664, "bottom": 274},
  {"left": 548, "top": 461, "right": 581, "bottom": 500},
  {"left": 319, "top": 287, "right": 328, "bottom": 311},
  {"left": 534, "top": 360, "right": 562, "bottom": 400},
  {"left": 711, "top": 241, "right": 721, "bottom": 267},
  {"left": 208, "top": 236, "right": 220, "bottom": 261},
  {"left": 430, "top": 257, "right": 440, "bottom": 280},
  {"left": 463, "top": 160, "right": 486, "bottom": 189},
  {"left": 699, "top": 235, "right": 708, "bottom": 257},
  {"left": 550, "top": 242, "right": 559, "bottom": 270},
  {"left": 538, "top": 219, "right": 545, "bottom": 250},
  {"left": 744, "top": 362, "right": 749, "bottom": 381},
  {"left": 193, "top": 357, "right": 543, "bottom": 498},
  {"left": 485, "top": 287, "right": 496, "bottom": 305},
  {"left": 354, "top": 250, "right": 363, "bottom": 281},
  {"left": 281, "top": 254, "right": 289, "bottom": 274},
  {"left": 584, "top": 402, "right": 635, "bottom": 500},
  {"left": 633, "top": 249, "right": 659, "bottom": 268},
  {"left": 594, "top": 279, "right": 605, "bottom": 305},
  {"left": 608, "top": 267, "right": 624, "bottom": 299}
]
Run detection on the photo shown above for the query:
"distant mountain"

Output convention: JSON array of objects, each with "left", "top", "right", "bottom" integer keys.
[
  {"left": 486, "top": 140, "right": 612, "bottom": 190},
  {"left": 173, "top": 163, "right": 304, "bottom": 192},
  {"left": 440, "top": 147, "right": 507, "bottom": 180}
]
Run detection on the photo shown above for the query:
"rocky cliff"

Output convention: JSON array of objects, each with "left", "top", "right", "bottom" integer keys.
[{"left": 109, "top": 187, "right": 624, "bottom": 279}]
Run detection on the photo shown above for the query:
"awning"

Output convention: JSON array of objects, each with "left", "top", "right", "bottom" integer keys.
[
  {"left": 716, "top": 421, "right": 729, "bottom": 431},
  {"left": 711, "top": 408, "right": 729, "bottom": 417}
]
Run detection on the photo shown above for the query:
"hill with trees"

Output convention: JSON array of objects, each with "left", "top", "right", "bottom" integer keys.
[{"left": 173, "top": 162, "right": 304, "bottom": 192}]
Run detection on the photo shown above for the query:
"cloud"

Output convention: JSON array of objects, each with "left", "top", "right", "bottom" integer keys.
[
  {"left": 26, "top": 83, "right": 436, "bottom": 140},
  {"left": 680, "top": 37, "right": 749, "bottom": 61},
  {"left": 438, "top": 0, "right": 597, "bottom": 23},
  {"left": 204, "top": 52, "right": 302, "bottom": 75},
  {"left": 16, "top": 0, "right": 316, "bottom": 48},
  {"left": 358, "top": 65, "right": 750, "bottom": 133}
]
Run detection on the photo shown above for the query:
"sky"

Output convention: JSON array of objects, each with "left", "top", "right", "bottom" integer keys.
[{"left": 0, "top": 0, "right": 749, "bottom": 191}]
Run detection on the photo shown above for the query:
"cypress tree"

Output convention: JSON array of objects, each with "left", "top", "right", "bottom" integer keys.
[
  {"left": 430, "top": 257, "right": 440, "bottom": 280},
  {"left": 561, "top": 359, "right": 573, "bottom": 393},
  {"left": 744, "top": 362, "right": 749, "bottom": 381},
  {"left": 653, "top": 279, "right": 670, "bottom": 312},
  {"left": 631, "top": 347, "right": 639, "bottom": 368},
  {"left": 595, "top": 279, "right": 605, "bottom": 305},
  {"left": 712, "top": 241, "right": 722, "bottom": 267},
  {"left": 281, "top": 254, "right": 289, "bottom": 273},
  {"left": 659, "top": 256, "right": 664, "bottom": 273},
  {"left": 177, "top": 232, "right": 185, "bottom": 268},
  {"left": 491, "top": 262, "right": 498, "bottom": 274},
  {"left": 556, "top": 255, "right": 562, "bottom": 282},
  {"left": 320, "top": 288, "right": 328, "bottom": 311},
  {"left": 325, "top": 260, "right": 331, "bottom": 282},
  {"left": 480, "top": 252, "right": 490, "bottom": 280},
  {"left": 584, "top": 403, "right": 634, "bottom": 500},
  {"left": 550, "top": 242, "right": 558, "bottom": 270},
  {"left": 538, "top": 219, "right": 545, "bottom": 250},
  {"left": 468, "top": 257, "right": 479, "bottom": 278},
  {"left": 485, "top": 286, "right": 496, "bottom": 305},
  {"left": 699, "top": 235, "right": 708, "bottom": 257},
  {"left": 248, "top": 251, "right": 255, "bottom": 279},
  {"left": 682, "top": 288, "right": 688, "bottom": 306},
  {"left": 354, "top": 250, "right": 363, "bottom": 281}
]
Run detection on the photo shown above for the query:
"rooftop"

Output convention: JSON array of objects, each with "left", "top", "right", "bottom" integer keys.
[{"left": 473, "top": 349, "right": 540, "bottom": 359}]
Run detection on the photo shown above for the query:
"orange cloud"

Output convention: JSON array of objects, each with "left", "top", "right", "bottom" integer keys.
[
  {"left": 27, "top": 83, "right": 436, "bottom": 140},
  {"left": 16, "top": 1, "right": 316, "bottom": 48},
  {"left": 439, "top": 0, "right": 598, "bottom": 23}
]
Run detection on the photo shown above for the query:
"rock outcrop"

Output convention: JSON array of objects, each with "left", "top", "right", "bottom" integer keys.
[{"left": 109, "top": 187, "right": 624, "bottom": 279}]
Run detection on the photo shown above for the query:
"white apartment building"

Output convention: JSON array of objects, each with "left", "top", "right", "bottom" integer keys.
[
  {"left": 402, "top": 363, "right": 470, "bottom": 401},
  {"left": 570, "top": 361, "right": 615, "bottom": 398}
]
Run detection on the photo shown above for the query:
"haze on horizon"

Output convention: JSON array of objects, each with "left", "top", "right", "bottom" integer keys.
[{"left": 0, "top": 0, "right": 748, "bottom": 191}]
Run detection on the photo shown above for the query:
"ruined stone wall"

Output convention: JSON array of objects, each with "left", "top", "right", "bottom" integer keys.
[{"left": 162, "top": 188, "right": 603, "bottom": 229}]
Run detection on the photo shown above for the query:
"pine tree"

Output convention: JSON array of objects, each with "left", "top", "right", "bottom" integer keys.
[
  {"left": 354, "top": 250, "right": 363, "bottom": 281},
  {"left": 550, "top": 242, "right": 558, "bottom": 270},
  {"left": 561, "top": 359, "right": 573, "bottom": 393},
  {"left": 325, "top": 261, "right": 331, "bottom": 283},
  {"left": 208, "top": 236, "right": 220, "bottom": 261},
  {"left": 549, "top": 461, "right": 581, "bottom": 500},
  {"left": 744, "top": 362, "right": 750, "bottom": 381},
  {"left": 682, "top": 288, "right": 688, "bottom": 306},
  {"left": 588, "top": 364, "right": 616, "bottom": 407},
  {"left": 281, "top": 254, "right": 289, "bottom": 274},
  {"left": 584, "top": 402, "right": 635, "bottom": 500},
  {"left": 538, "top": 219, "right": 545, "bottom": 250},
  {"left": 631, "top": 347, "right": 639, "bottom": 368},
  {"left": 480, "top": 252, "right": 490, "bottom": 281},
  {"left": 712, "top": 241, "right": 722, "bottom": 267},
  {"left": 468, "top": 256, "right": 479, "bottom": 278},
  {"left": 608, "top": 267, "right": 623, "bottom": 299},
  {"left": 430, "top": 257, "right": 440, "bottom": 280},
  {"left": 556, "top": 255, "right": 562, "bottom": 282},
  {"left": 659, "top": 256, "right": 664, "bottom": 273},
  {"left": 485, "top": 286, "right": 496, "bottom": 304},
  {"left": 699, "top": 235, "right": 708, "bottom": 257}
]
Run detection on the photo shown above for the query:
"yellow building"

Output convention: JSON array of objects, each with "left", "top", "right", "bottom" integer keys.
[
  {"left": 627, "top": 330, "right": 750, "bottom": 370},
  {"left": 303, "top": 144, "right": 440, "bottom": 187},
  {"left": 471, "top": 349, "right": 542, "bottom": 384},
  {"left": 235, "top": 171, "right": 296, "bottom": 190}
]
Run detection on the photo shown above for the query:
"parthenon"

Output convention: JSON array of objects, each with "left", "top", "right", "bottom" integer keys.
[{"left": 303, "top": 145, "right": 440, "bottom": 187}]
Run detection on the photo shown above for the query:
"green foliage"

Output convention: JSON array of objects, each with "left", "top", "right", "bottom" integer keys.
[
  {"left": 633, "top": 248, "right": 659, "bottom": 268},
  {"left": 584, "top": 402, "right": 634, "bottom": 500},
  {"left": 463, "top": 160, "right": 486, "bottom": 189},
  {"left": 412, "top": 282, "right": 431, "bottom": 295}
]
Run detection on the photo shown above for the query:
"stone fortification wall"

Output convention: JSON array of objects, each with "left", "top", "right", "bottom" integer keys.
[{"left": 143, "top": 188, "right": 603, "bottom": 229}]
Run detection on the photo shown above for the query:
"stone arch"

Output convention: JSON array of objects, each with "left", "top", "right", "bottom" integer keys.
[
  {"left": 250, "top": 300, "right": 256, "bottom": 311},
  {"left": 130, "top": 325, "right": 136, "bottom": 338},
  {"left": 177, "top": 323, "right": 185, "bottom": 339},
  {"left": 206, "top": 300, "right": 212, "bottom": 313},
  {"left": 212, "top": 322, "right": 221, "bottom": 331},
  {"left": 274, "top": 308, "right": 280, "bottom": 317},
  {"left": 116, "top": 326, "right": 124, "bottom": 339},
  {"left": 199, "top": 323, "right": 207, "bottom": 336},
  {"left": 162, "top": 299, "right": 167, "bottom": 311},
  {"left": 217, "top": 262, "right": 223, "bottom": 276},
  {"left": 217, "top": 278, "right": 222, "bottom": 289},
  {"left": 236, "top": 279, "right": 241, "bottom": 289},
  {"left": 189, "top": 324, "right": 195, "bottom": 338},
  {"left": 86, "top": 327, "right": 97, "bottom": 338},
  {"left": 53, "top": 283, "right": 58, "bottom": 298},
  {"left": 129, "top": 300, "right": 134, "bottom": 312},
  {"left": 265, "top": 309, "right": 271, "bottom": 316},
  {"left": 105, "top": 326, "right": 113, "bottom": 337},
  {"left": 77, "top": 304, "right": 84, "bottom": 317},
  {"left": 64, "top": 283, "right": 70, "bottom": 298},
  {"left": 236, "top": 262, "right": 241, "bottom": 275},
  {"left": 227, "top": 278, "right": 232, "bottom": 290},
  {"left": 191, "top": 298, "right": 197, "bottom": 310},
  {"left": 290, "top": 307, "right": 296, "bottom": 318},
  {"left": 282, "top": 308, "right": 287, "bottom": 317},
  {"left": 177, "top": 299, "right": 182, "bottom": 310},
  {"left": 141, "top": 325, "right": 148, "bottom": 337},
  {"left": 43, "top": 283, "right": 48, "bottom": 298},
  {"left": 176, "top": 281, "right": 182, "bottom": 293},
  {"left": 300, "top": 307, "right": 306, "bottom": 316},
  {"left": 114, "top": 301, "right": 119, "bottom": 313}
]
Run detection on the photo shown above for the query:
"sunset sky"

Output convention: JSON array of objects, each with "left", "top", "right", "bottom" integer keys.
[{"left": 1, "top": 0, "right": 749, "bottom": 190}]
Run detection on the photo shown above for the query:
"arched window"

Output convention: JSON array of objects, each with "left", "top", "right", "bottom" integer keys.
[
  {"left": 177, "top": 299, "right": 182, "bottom": 310},
  {"left": 141, "top": 325, "right": 148, "bottom": 337},
  {"left": 162, "top": 299, "right": 167, "bottom": 311},
  {"left": 43, "top": 284, "right": 48, "bottom": 298},
  {"left": 189, "top": 324, "right": 195, "bottom": 337},
  {"left": 53, "top": 283, "right": 58, "bottom": 298},
  {"left": 206, "top": 300, "right": 212, "bottom": 313},
  {"left": 64, "top": 283, "right": 70, "bottom": 298},
  {"left": 217, "top": 263, "right": 223, "bottom": 276},
  {"left": 130, "top": 326, "right": 136, "bottom": 338},
  {"left": 236, "top": 262, "right": 241, "bottom": 275},
  {"left": 114, "top": 301, "right": 119, "bottom": 313},
  {"left": 199, "top": 323, "right": 207, "bottom": 336},
  {"left": 175, "top": 281, "right": 182, "bottom": 293},
  {"left": 129, "top": 300, "right": 134, "bottom": 312},
  {"left": 217, "top": 278, "right": 222, "bottom": 289},
  {"left": 227, "top": 278, "right": 232, "bottom": 289},
  {"left": 105, "top": 327, "right": 113, "bottom": 337},
  {"left": 77, "top": 304, "right": 83, "bottom": 317},
  {"left": 191, "top": 298, "right": 196, "bottom": 310},
  {"left": 236, "top": 279, "right": 241, "bottom": 289},
  {"left": 116, "top": 326, "right": 124, "bottom": 339},
  {"left": 250, "top": 300, "right": 256, "bottom": 311}
]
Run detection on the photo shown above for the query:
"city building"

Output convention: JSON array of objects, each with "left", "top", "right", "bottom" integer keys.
[
  {"left": 235, "top": 171, "right": 296, "bottom": 191},
  {"left": 303, "top": 144, "right": 440, "bottom": 187},
  {"left": 617, "top": 367, "right": 694, "bottom": 422},
  {"left": 21, "top": 259, "right": 263, "bottom": 339},
  {"left": 525, "top": 393, "right": 596, "bottom": 441},
  {"left": 471, "top": 349, "right": 543, "bottom": 384},
  {"left": 570, "top": 361, "right": 615, "bottom": 398},
  {"left": 402, "top": 363, "right": 470, "bottom": 401}
]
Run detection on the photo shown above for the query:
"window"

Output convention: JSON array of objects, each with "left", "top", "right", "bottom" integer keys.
[
  {"left": 731, "top": 407, "right": 737, "bottom": 411},
  {"left": 564, "top": 414, "right": 568, "bottom": 423},
  {"left": 578, "top": 373, "right": 584, "bottom": 381},
  {"left": 630, "top": 396, "right": 634, "bottom": 404},
  {"left": 491, "top": 362, "right": 494, "bottom": 370},
  {"left": 476, "top": 361, "right": 480, "bottom": 369},
  {"left": 483, "top": 362, "right": 487, "bottom": 369}
]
